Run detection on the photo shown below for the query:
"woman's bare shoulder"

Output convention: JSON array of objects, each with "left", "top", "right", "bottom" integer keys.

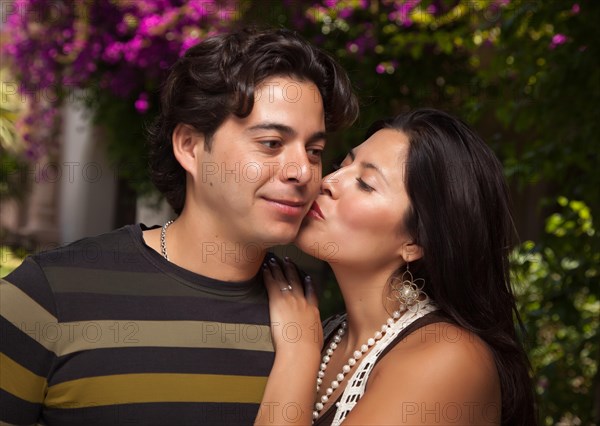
[
  {"left": 342, "top": 322, "right": 502, "bottom": 425},
  {"left": 378, "top": 322, "right": 499, "bottom": 390}
]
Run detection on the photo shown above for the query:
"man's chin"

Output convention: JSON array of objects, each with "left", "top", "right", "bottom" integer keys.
[{"left": 263, "top": 225, "right": 302, "bottom": 247}]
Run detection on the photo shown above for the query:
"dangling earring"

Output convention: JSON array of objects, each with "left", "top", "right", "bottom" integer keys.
[{"left": 388, "top": 260, "right": 426, "bottom": 313}]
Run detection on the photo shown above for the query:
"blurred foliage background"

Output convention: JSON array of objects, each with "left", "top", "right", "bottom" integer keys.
[{"left": 1, "top": 1, "right": 598, "bottom": 424}]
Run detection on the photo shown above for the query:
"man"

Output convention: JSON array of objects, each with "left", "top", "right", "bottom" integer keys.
[{"left": 0, "top": 28, "right": 358, "bottom": 425}]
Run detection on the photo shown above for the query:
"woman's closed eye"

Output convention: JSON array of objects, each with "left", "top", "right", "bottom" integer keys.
[{"left": 356, "top": 177, "right": 374, "bottom": 192}]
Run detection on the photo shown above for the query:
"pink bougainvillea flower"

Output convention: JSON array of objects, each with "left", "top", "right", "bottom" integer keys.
[
  {"left": 550, "top": 33, "right": 568, "bottom": 49},
  {"left": 134, "top": 92, "right": 150, "bottom": 113},
  {"left": 1, "top": 0, "right": 238, "bottom": 159}
]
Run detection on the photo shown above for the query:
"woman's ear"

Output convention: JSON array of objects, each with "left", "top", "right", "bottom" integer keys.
[
  {"left": 172, "top": 123, "right": 206, "bottom": 179},
  {"left": 401, "top": 242, "right": 423, "bottom": 263}
]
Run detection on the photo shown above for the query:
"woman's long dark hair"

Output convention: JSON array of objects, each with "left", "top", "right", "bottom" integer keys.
[{"left": 367, "top": 109, "right": 537, "bottom": 425}]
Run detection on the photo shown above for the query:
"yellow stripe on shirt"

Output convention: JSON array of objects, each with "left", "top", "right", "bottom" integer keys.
[
  {"left": 1, "top": 280, "right": 274, "bottom": 357},
  {"left": 0, "top": 353, "right": 47, "bottom": 404},
  {"left": 45, "top": 373, "right": 268, "bottom": 408}
]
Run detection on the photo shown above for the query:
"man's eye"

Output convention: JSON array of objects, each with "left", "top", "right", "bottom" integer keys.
[
  {"left": 260, "top": 140, "right": 282, "bottom": 149},
  {"left": 307, "top": 148, "right": 323, "bottom": 159}
]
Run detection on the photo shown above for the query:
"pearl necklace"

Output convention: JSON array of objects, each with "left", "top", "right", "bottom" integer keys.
[
  {"left": 160, "top": 220, "right": 174, "bottom": 260},
  {"left": 312, "top": 309, "right": 403, "bottom": 422}
]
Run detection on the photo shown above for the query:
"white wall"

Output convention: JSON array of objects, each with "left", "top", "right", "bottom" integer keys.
[{"left": 59, "top": 101, "right": 117, "bottom": 244}]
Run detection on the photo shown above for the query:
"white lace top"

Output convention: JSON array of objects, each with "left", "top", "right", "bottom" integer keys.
[{"left": 330, "top": 301, "right": 438, "bottom": 425}]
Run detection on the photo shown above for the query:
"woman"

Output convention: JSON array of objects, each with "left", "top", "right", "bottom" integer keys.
[{"left": 258, "top": 109, "right": 537, "bottom": 425}]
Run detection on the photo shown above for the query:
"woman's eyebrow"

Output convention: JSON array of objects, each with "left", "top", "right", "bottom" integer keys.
[{"left": 350, "top": 148, "right": 389, "bottom": 184}]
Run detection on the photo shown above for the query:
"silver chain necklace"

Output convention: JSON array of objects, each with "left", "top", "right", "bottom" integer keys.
[{"left": 160, "top": 220, "right": 174, "bottom": 260}]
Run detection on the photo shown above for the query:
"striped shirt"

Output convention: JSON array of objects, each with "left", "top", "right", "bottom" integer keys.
[{"left": 0, "top": 224, "right": 275, "bottom": 425}]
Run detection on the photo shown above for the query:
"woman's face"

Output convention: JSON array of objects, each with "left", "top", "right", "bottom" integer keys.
[{"left": 296, "top": 128, "right": 419, "bottom": 269}]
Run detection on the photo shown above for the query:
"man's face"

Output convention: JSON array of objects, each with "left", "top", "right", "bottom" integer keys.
[{"left": 188, "top": 76, "right": 326, "bottom": 248}]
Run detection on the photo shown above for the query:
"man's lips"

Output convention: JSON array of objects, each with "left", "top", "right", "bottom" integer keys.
[
  {"left": 307, "top": 201, "right": 325, "bottom": 220},
  {"left": 262, "top": 197, "right": 307, "bottom": 216}
]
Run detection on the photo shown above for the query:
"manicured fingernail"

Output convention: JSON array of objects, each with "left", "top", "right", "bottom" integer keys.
[
  {"left": 284, "top": 256, "right": 290, "bottom": 262},
  {"left": 305, "top": 276, "right": 312, "bottom": 282},
  {"left": 269, "top": 258, "right": 277, "bottom": 264}
]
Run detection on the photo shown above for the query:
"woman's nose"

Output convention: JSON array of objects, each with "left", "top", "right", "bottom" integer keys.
[{"left": 320, "top": 170, "right": 340, "bottom": 198}]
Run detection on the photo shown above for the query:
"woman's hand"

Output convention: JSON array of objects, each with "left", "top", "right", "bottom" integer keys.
[
  {"left": 255, "top": 257, "right": 322, "bottom": 425},
  {"left": 263, "top": 257, "right": 323, "bottom": 355}
]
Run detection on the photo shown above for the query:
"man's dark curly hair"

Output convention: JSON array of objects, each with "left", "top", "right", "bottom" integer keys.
[{"left": 147, "top": 27, "right": 359, "bottom": 215}]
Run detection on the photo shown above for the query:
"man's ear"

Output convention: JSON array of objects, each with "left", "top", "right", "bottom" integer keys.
[
  {"left": 401, "top": 242, "right": 423, "bottom": 263},
  {"left": 172, "top": 123, "right": 206, "bottom": 179}
]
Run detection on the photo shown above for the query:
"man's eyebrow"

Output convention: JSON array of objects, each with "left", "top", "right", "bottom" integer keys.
[
  {"left": 247, "top": 122, "right": 326, "bottom": 144},
  {"left": 350, "top": 149, "right": 389, "bottom": 184},
  {"left": 246, "top": 122, "right": 296, "bottom": 136},
  {"left": 307, "top": 131, "right": 327, "bottom": 144}
]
